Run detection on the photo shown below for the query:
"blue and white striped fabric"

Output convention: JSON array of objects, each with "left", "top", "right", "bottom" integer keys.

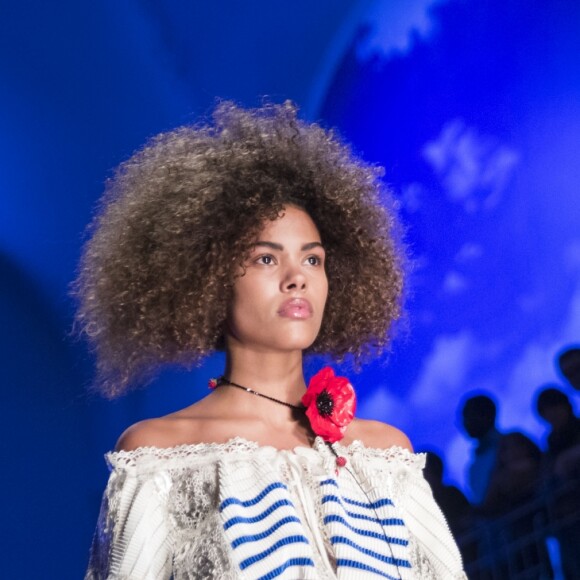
[
  {"left": 219, "top": 463, "right": 319, "bottom": 580},
  {"left": 218, "top": 457, "right": 413, "bottom": 580},
  {"left": 319, "top": 477, "right": 413, "bottom": 579}
]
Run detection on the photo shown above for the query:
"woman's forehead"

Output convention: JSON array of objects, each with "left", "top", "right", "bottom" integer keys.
[{"left": 257, "top": 205, "right": 322, "bottom": 243}]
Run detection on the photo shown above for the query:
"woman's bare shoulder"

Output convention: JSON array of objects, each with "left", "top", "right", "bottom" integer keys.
[
  {"left": 114, "top": 400, "right": 256, "bottom": 452},
  {"left": 115, "top": 416, "right": 198, "bottom": 452},
  {"left": 348, "top": 418, "right": 413, "bottom": 452}
]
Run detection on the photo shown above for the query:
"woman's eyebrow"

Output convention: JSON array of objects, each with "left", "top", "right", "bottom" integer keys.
[
  {"left": 254, "top": 241, "right": 325, "bottom": 251},
  {"left": 302, "top": 242, "right": 325, "bottom": 251},
  {"left": 254, "top": 241, "right": 284, "bottom": 251}
]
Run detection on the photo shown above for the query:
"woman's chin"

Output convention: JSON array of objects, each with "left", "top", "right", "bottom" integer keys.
[
  {"left": 226, "top": 322, "right": 321, "bottom": 354},
  {"left": 263, "top": 335, "right": 318, "bottom": 354},
  {"left": 279, "top": 330, "right": 319, "bottom": 352}
]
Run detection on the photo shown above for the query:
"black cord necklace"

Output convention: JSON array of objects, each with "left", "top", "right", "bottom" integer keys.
[{"left": 214, "top": 376, "right": 306, "bottom": 411}]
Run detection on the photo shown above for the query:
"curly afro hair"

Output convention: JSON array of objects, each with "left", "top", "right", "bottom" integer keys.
[{"left": 72, "top": 101, "right": 405, "bottom": 397}]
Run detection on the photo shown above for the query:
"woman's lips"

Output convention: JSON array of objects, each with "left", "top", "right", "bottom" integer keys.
[{"left": 277, "top": 298, "right": 313, "bottom": 319}]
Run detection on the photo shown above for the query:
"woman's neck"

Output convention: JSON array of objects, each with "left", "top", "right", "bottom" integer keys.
[{"left": 223, "top": 344, "right": 307, "bottom": 405}]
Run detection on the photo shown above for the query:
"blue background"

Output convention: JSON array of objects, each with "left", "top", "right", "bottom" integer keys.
[{"left": 2, "top": 1, "right": 579, "bottom": 577}]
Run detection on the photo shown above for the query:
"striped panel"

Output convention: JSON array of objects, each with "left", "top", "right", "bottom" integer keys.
[
  {"left": 320, "top": 478, "right": 412, "bottom": 579},
  {"left": 220, "top": 482, "right": 287, "bottom": 509},
  {"left": 323, "top": 514, "right": 408, "bottom": 546},
  {"left": 219, "top": 464, "right": 317, "bottom": 580},
  {"left": 258, "top": 557, "right": 318, "bottom": 580},
  {"left": 231, "top": 515, "right": 302, "bottom": 548},
  {"left": 336, "top": 558, "right": 403, "bottom": 580}
]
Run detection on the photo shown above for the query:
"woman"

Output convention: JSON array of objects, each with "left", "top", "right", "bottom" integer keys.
[{"left": 75, "top": 102, "right": 465, "bottom": 579}]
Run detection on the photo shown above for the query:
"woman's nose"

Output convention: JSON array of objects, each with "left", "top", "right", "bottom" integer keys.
[{"left": 282, "top": 265, "right": 306, "bottom": 292}]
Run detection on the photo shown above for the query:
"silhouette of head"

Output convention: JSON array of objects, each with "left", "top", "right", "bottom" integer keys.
[
  {"left": 424, "top": 451, "right": 444, "bottom": 488},
  {"left": 536, "top": 386, "right": 574, "bottom": 430},
  {"left": 558, "top": 348, "right": 580, "bottom": 390},
  {"left": 462, "top": 395, "right": 497, "bottom": 439}
]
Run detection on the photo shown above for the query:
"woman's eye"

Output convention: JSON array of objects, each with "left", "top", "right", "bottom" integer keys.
[
  {"left": 306, "top": 255, "right": 323, "bottom": 266},
  {"left": 256, "top": 255, "right": 274, "bottom": 265}
]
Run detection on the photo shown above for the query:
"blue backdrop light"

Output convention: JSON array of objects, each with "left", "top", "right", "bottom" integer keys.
[{"left": 321, "top": 0, "right": 580, "bottom": 488}]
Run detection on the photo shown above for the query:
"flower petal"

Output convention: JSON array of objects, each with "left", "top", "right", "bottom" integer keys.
[{"left": 302, "top": 367, "right": 356, "bottom": 443}]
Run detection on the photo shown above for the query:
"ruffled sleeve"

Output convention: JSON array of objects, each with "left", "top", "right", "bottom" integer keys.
[
  {"left": 85, "top": 454, "right": 174, "bottom": 580},
  {"left": 395, "top": 458, "right": 467, "bottom": 579},
  {"left": 347, "top": 443, "right": 466, "bottom": 579}
]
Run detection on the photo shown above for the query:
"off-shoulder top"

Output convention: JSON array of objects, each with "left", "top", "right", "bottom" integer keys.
[{"left": 85, "top": 436, "right": 466, "bottom": 580}]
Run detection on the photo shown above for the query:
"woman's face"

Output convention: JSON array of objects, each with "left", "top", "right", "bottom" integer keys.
[{"left": 226, "top": 205, "right": 328, "bottom": 354}]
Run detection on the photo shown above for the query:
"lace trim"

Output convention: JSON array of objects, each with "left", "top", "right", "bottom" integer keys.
[
  {"left": 107, "top": 435, "right": 425, "bottom": 472},
  {"left": 332, "top": 439, "right": 426, "bottom": 469},
  {"left": 107, "top": 437, "right": 260, "bottom": 469}
]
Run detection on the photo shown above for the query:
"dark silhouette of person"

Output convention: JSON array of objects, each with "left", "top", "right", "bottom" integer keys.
[
  {"left": 536, "top": 386, "right": 580, "bottom": 461},
  {"left": 479, "top": 432, "right": 542, "bottom": 515},
  {"left": 461, "top": 394, "right": 502, "bottom": 505},
  {"left": 424, "top": 451, "right": 471, "bottom": 535},
  {"left": 477, "top": 432, "right": 553, "bottom": 579},
  {"left": 558, "top": 348, "right": 580, "bottom": 391},
  {"left": 536, "top": 386, "right": 580, "bottom": 579},
  {"left": 423, "top": 451, "right": 478, "bottom": 573}
]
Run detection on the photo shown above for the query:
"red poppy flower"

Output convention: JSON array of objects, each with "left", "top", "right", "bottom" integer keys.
[{"left": 301, "top": 367, "right": 356, "bottom": 443}]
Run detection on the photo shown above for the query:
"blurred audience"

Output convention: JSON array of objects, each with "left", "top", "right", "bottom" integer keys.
[
  {"left": 461, "top": 394, "right": 503, "bottom": 505},
  {"left": 419, "top": 348, "right": 580, "bottom": 577},
  {"left": 478, "top": 433, "right": 553, "bottom": 578}
]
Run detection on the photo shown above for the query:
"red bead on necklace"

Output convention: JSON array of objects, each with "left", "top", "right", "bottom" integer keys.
[{"left": 334, "top": 455, "right": 347, "bottom": 476}]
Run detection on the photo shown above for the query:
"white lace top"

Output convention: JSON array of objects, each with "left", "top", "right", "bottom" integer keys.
[{"left": 85, "top": 437, "right": 466, "bottom": 580}]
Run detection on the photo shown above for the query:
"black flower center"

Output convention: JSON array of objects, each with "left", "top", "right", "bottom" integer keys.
[{"left": 316, "top": 389, "right": 334, "bottom": 417}]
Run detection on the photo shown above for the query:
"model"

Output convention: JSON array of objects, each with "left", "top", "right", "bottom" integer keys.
[{"left": 74, "top": 102, "right": 465, "bottom": 579}]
